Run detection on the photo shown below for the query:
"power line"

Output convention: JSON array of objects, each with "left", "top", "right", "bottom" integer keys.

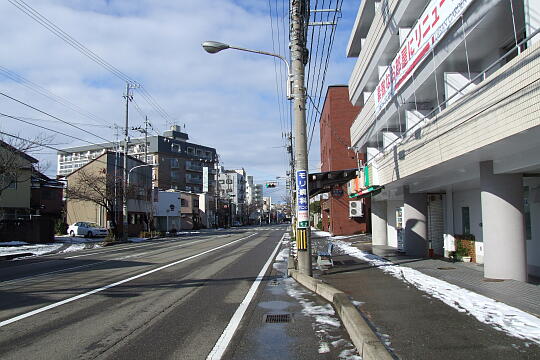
[
  {"left": 8, "top": 0, "right": 172, "bottom": 126},
  {"left": 0, "top": 91, "right": 114, "bottom": 144},
  {"left": 0, "top": 112, "right": 103, "bottom": 146},
  {"left": 0, "top": 66, "right": 111, "bottom": 127},
  {"left": 7, "top": 0, "right": 134, "bottom": 83}
]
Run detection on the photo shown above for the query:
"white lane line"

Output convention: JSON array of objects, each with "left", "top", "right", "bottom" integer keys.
[
  {"left": 207, "top": 232, "right": 285, "bottom": 360},
  {"left": 63, "top": 236, "right": 205, "bottom": 259},
  {"left": 1, "top": 238, "right": 213, "bottom": 287},
  {"left": 0, "top": 233, "right": 257, "bottom": 328}
]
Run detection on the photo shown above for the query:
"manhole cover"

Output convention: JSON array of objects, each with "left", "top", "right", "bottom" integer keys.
[
  {"left": 269, "top": 280, "right": 280, "bottom": 286},
  {"left": 484, "top": 278, "right": 505, "bottom": 282},
  {"left": 437, "top": 267, "right": 456, "bottom": 270},
  {"left": 263, "top": 313, "right": 293, "bottom": 323}
]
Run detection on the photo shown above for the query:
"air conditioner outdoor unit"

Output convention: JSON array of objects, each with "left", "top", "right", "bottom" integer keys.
[{"left": 349, "top": 200, "right": 363, "bottom": 217}]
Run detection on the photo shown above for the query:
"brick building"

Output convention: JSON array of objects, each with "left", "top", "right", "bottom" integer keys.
[{"left": 319, "top": 85, "right": 370, "bottom": 236}]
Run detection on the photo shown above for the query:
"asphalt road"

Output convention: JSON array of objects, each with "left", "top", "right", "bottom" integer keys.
[{"left": 0, "top": 226, "right": 289, "bottom": 360}]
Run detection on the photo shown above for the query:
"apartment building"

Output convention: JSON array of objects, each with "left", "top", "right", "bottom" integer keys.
[
  {"left": 320, "top": 85, "right": 370, "bottom": 236},
  {"left": 218, "top": 168, "right": 247, "bottom": 223},
  {"left": 57, "top": 125, "right": 217, "bottom": 194},
  {"left": 347, "top": 0, "right": 540, "bottom": 281},
  {"left": 246, "top": 176, "right": 264, "bottom": 222}
]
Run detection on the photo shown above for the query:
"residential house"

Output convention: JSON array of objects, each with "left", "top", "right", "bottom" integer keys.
[
  {"left": 0, "top": 140, "right": 38, "bottom": 220},
  {"left": 65, "top": 152, "right": 151, "bottom": 236}
]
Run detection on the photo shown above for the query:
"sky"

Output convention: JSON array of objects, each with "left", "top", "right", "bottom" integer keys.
[{"left": 0, "top": 0, "right": 361, "bottom": 201}]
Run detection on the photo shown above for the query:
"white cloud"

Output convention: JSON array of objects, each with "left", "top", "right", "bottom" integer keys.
[{"left": 0, "top": 0, "right": 360, "bottom": 197}]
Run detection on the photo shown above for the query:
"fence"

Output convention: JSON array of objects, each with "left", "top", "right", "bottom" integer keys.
[{"left": 0, "top": 217, "right": 54, "bottom": 243}]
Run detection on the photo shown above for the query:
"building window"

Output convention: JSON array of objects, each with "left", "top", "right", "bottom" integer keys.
[
  {"left": 181, "top": 199, "right": 187, "bottom": 207},
  {"left": 172, "top": 144, "right": 180, "bottom": 152},
  {"left": 187, "top": 147, "right": 194, "bottom": 155},
  {"left": 205, "top": 151, "right": 212, "bottom": 158},
  {"left": 171, "top": 170, "right": 180, "bottom": 180},
  {"left": 461, "top": 207, "right": 470, "bottom": 235},
  {"left": 170, "top": 159, "right": 179, "bottom": 168}
]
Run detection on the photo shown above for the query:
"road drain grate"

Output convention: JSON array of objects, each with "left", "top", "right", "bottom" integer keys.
[
  {"left": 264, "top": 313, "right": 293, "bottom": 323},
  {"left": 437, "top": 267, "right": 456, "bottom": 270},
  {"left": 484, "top": 278, "right": 505, "bottom": 282}
]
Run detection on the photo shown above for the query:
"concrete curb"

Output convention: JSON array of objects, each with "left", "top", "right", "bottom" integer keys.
[{"left": 289, "top": 269, "right": 394, "bottom": 360}]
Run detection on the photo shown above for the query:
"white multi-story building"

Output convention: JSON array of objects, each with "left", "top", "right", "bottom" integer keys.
[
  {"left": 347, "top": 0, "right": 540, "bottom": 281},
  {"left": 218, "top": 168, "right": 247, "bottom": 222},
  {"left": 246, "top": 176, "right": 264, "bottom": 221}
]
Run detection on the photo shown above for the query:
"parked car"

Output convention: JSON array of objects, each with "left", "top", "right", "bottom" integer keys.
[{"left": 68, "top": 222, "right": 108, "bottom": 238}]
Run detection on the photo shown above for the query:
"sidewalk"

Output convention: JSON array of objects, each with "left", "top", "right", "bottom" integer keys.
[{"left": 311, "top": 231, "right": 540, "bottom": 359}]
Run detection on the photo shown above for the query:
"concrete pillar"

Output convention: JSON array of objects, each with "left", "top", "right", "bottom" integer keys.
[
  {"left": 443, "top": 187, "right": 455, "bottom": 257},
  {"left": 371, "top": 200, "right": 388, "bottom": 246},
  {"left": 404, "top": 187, "right": 428, "bottom": 257},
  {"left": 480, "top": 161, "right": 527, "bottom": 281}
]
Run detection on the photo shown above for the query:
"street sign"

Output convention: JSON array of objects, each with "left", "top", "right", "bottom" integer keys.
[{"left": 296, "top": 170, "right": 309, "bottom": 228}]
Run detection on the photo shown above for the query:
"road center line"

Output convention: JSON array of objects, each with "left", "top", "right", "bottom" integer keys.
[
  {"left": 0, "top": 233, "right": 257, "bottom": 328},
  {"left": 206, "top": 232, "right": 285, "bottom": 360}
]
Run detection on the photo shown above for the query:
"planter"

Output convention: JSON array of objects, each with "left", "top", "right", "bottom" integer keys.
[{"left": 461, "top": 256, "right": 472, "bottom": 263}]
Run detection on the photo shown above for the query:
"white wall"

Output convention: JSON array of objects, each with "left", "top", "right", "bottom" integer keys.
[
  {"left": 154, "top": 191, "right": 181, "bottom": 217},
  {"left": 453, "top": 188, "right": 484, "bottom": 263},
  {"left": 386, "top": 200, "right": 403, "bottom": 248}
]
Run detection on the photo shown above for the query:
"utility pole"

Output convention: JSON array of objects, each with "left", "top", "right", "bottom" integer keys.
[
  {"left": 133, "top": 116, "right": 152, "bottom": 231},
  {"left": 291, "top": 0, "right": 311, "bottom": 275},
  {"left": 122, "top": 82, "right": 138, "bottom": 241}
]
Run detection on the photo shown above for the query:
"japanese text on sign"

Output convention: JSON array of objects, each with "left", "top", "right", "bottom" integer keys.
[
  {"left": 374, "top": 0, "right": 475, "bottom": 115},
  {"left": 296, "top": 170, "right": 309, "bottom": 228}
]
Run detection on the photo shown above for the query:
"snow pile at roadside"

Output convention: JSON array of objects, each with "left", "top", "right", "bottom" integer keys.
[
  {"left": 0, "top": 241, "right": 28, "bottom": 246},
  {"left": 333, "top": 239, "right": 540, "bottom": 345},
  {"left": 55, "top": 236, "right": 103, "bottom": 244},
  {"left": 0, "top": 243, "right": 63, "bottom": 257}
]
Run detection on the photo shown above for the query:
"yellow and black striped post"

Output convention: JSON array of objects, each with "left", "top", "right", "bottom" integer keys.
[{"left": 296, "top": 228, "right": 307, "bottom": 250}]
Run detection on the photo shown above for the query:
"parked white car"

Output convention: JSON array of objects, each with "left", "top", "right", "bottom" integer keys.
[{"left": 68, "top": 222, "right": 108, "bottom": 238}]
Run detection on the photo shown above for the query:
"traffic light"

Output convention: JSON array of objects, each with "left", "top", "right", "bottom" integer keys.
[{"left": 265, "top": 182, "right": 277, "bottom": 188}]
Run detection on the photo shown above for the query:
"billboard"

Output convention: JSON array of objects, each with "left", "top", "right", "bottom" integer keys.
[{"left": 374, "top": 0, "right": 475, "bottom": 115}]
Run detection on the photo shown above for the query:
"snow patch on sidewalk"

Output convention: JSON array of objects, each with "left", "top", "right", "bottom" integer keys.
[
  {"left": 334, "top": 240, "right": 540, "bottom": 345},
  {"left": 272, "top": 235, "right": 360, "bottom": 359}
]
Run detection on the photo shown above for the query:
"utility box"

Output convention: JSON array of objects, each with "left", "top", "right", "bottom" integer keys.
[{"left": 349, "top": 200, "right": 363, "bottom": 217}]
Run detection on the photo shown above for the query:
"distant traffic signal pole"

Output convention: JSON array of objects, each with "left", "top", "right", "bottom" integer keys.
[{"left": 290, "top": 0, "right": 311, "bottom": 275}]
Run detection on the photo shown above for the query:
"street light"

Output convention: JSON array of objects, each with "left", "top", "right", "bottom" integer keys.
[{"left": 201, "top": 41, "right": 293, "bottom": 99}]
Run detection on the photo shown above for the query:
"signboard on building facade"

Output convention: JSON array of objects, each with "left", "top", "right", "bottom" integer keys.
[
  {"left": 203, "top": 166, "right": 209, "bottom": 193},
  {"left": 296, "top": 170, "right": 309, "bottom": 228},
  {"left": 374, "top": 0, "right": 475, "bottom": 115}
]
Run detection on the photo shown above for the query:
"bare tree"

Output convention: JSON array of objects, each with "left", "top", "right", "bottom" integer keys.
[{"left": 0, "top": 134, "right": 51, "bottom": 197}]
